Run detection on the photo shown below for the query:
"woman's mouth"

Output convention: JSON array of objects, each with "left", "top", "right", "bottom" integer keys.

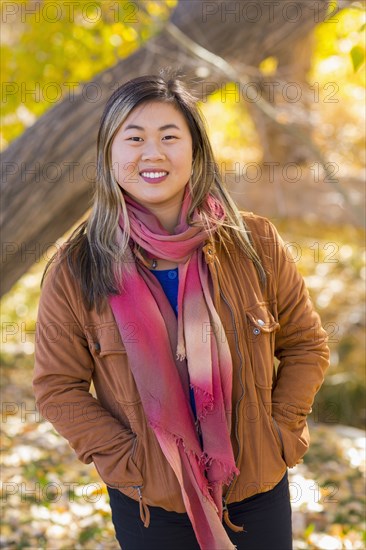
[{"left": 139, "top": 171, "right": 169, "bottom": 184}]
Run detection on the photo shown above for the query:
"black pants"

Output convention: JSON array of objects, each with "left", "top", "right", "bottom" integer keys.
[{"left": 108, "top": 471, "right": 293, "bottom": 550}]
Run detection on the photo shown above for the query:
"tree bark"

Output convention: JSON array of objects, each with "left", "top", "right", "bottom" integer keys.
[{"left": 1, "top": 0, "right": 332, "bottom": 296}]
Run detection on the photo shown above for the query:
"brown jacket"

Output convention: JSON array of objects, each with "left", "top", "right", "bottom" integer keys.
[{"left": 33, "top": 213, "right": 329, "bottom": 518}]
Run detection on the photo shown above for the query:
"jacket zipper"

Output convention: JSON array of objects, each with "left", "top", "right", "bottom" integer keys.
[
  {"left": 108, "top": 483, "right": 150, "bottom": 528},
  {"left": 106, "top": 435, "right": 150, "bottom": 527},
  {"left": 214, "top": 267, "right": 245, "bottom": 511}
]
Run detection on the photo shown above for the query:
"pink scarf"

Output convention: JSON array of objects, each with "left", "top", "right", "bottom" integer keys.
[{"left": 108, "top": 187, "right": 239, "bottom": 549}]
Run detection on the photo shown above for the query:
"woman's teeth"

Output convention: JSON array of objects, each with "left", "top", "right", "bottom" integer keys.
[{"left": 141, "top": 172, "right": 168, "bottom": 179}]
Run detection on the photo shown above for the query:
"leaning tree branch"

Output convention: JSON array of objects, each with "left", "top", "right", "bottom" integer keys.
[{"left": 165, "top": 20, "right": 363, "bottom": 226}]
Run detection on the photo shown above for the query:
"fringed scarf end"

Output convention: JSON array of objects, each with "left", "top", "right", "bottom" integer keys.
[
  {"left": 191, "top": 385, "right": 214, "bottom": 420},
  {"left": 176, "top": 339, "right": 186, "bottom": 361},
  {"left": 176, "top": 350, "right": 186, "bottom": 361},
  {"left": 149, "top": 420, "right": 215, "bottom": 504},
  {"left": 199, "top": 454, "right": 240, "bottom": 490}
]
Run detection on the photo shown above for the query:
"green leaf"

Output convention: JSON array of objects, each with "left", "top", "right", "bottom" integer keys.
[
  {"left": 350, "top": 45, "right": 365, "bottom": 72},
  {"left": 304, "top": 523, "right": 316, "bottom": 539}
]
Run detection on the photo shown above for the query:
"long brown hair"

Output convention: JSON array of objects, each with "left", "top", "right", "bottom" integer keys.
[{"left": 41, "top": 71, "right": 266, "bottom": 312}]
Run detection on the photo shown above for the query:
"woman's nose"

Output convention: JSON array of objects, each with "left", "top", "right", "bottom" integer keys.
[{"left": 141, "top": 141, "right": 166, "bottom": 161}]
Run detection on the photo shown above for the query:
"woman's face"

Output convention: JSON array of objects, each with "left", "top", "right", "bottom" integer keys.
[{"left": 111, "top": 101, "right": 193, "bottom": 213}]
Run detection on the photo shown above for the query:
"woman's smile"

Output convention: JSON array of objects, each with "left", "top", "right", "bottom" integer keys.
[{"left": 139, "top": 169, "right": 169, "bottom": 184}]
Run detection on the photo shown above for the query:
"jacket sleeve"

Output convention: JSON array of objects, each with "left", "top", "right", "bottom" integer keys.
[
  {"left": 267, "top": 220, "right": 330, "bottom": 467},
  {"left": 33, "top": 259, "right": 143, "bottom": 489}
]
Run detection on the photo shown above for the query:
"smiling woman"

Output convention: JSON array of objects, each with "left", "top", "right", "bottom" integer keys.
[
  {"left": 111, "top": 102, "right": 193, "bottom": 233},
  {"left": 33, "top": 71, "right": 329, "bottom": 550}
]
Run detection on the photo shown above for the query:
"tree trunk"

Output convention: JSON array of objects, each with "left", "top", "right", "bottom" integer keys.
[{"left": 1, "top": 0, "right": 332, "bottom": 296}]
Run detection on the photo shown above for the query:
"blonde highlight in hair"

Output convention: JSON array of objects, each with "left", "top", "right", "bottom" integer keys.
[{"left": 41, "top": 70, "right": 266, "bottom": 312}]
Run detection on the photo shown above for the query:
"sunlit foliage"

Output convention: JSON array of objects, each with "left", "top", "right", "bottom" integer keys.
[
  {"left": 1, "top": 0, "right": 177, "bottom": 148},
  {"left": 1, "top": 3, "right": 365, "bottom": 548},
  {"left": 200, "top": 4, "right": 365, "bottom": 174}
]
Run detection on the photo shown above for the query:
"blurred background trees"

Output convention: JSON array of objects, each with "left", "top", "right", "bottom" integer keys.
[
  {"left": 1, "top": 1, "right": 365, "bottom": 547},
  {"left": 2, "top": 0, "right": 364, "bottom": 428}
]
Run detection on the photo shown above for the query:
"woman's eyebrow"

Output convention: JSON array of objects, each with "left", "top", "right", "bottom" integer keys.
[{"left": 123, "top": 123, "right": 180, "bottom": 131}]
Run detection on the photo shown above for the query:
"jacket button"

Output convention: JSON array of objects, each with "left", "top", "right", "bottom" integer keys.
[
  {"left": 253, "top": 328, "right": 261, "bottom": 335},
  {"left": 257, "top": 319, "right": 265, "bottom": 326},
  {"left": 94, "top": 342, "right": 101, "bottom": 352}
]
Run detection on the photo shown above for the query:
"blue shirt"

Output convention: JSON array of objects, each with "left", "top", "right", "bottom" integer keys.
[{"left": 150, "top": 268, "right": 197, "bottom": 420}]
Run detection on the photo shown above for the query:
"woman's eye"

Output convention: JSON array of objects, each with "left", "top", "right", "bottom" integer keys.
[
  {"left": 162, "top": 135, "right": 177, "bottom": 141},
  {"left": 127, "top": 137, "right": 143, "bottom": 142}
]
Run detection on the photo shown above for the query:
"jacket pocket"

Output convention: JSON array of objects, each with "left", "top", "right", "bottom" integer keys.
[
  {"left": 97, "top": 433, "right": 145, "bottom": 492},
  {"left": 270, "top": 416, "right": 310, "bottom": 468},
  {"left": 85, "top": 322, "right": 142, "bottom": 407},
  {"left": 245, "top": 303, "right": 280, "bottom": 388},
  {"left": 271, "top": 416, "right": 285, "bottom": 458},
  {"left": 131, "top": 434, "right": 145, "bottom": 471}
]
